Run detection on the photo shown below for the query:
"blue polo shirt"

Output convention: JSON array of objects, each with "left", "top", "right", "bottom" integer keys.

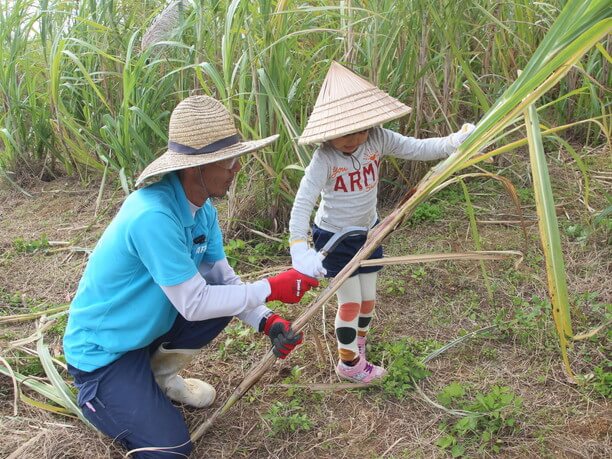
[{"left": 63, "top": 172, "right": 225, "bottom": 372}]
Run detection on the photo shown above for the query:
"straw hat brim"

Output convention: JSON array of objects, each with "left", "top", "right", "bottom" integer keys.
[
  {"left": 135, "top": 134, "right": 279, "bottom": 187},
  {"left": 298, "top": 87, "right": 412, "bottom": 145}
]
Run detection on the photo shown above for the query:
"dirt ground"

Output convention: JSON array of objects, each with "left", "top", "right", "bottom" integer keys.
[{"left": 0, "top": 147, "right": 610, "bottom": 458}]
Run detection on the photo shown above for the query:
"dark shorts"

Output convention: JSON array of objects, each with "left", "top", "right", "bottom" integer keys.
[
  {"left": 312, "top": 224, "right": 383, "bottom": 278},
  {"left": 67, "top": 313, "right": 232, "bottom": 458}
]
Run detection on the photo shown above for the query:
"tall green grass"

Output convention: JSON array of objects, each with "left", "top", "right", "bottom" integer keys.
[{"left": 0, "top": 0, "right": 609, "bottom": 219}]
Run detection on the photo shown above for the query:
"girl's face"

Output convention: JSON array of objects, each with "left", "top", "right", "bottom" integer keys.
[{"left": 329, "top": 129, "right": 369, "bottom": 154}]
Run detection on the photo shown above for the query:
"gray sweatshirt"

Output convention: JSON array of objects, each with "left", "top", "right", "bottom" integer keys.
[{"left": 289, "top": 127, "right": 459, "bottom": 241}]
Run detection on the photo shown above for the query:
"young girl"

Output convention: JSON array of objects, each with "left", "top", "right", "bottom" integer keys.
[{"left": 289, "top": 62, "right": 474, "bottom": 383}]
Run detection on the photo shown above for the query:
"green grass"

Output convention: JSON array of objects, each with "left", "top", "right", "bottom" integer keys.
[{"left": 0, "top": 0, "right": 608, "bottom": 230}]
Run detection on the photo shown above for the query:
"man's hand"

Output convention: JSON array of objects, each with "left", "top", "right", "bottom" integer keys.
[
  {"left": 261, "top": 313, "right": 303, "bottom": 359},
  {"left": 266, "top": 268, "right": 319, "bottom": 303},
  {"left": 447, "top": 123, "right": 476, "bottom": 149},
  {"left": 290, "top": 241, "right": 327, "bottom": 279}
]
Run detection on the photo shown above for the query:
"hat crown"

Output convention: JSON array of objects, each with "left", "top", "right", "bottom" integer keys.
[
  {"left": 314, "top": 61, "right": 377, "bottom": 106},
  {"left": 168, "top": 95, "right": 237, "bottom": 150},
  {"left": 298, "top": 61, "right": 412, "bottom": 145}
]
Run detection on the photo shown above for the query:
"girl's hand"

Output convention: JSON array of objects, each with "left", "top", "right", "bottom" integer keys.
[
  {"left": 290, "top": 241, "right": 327, "bottom": 279},
  {"left": 447, "top": 123, "right": 476, "bottom": 149}
]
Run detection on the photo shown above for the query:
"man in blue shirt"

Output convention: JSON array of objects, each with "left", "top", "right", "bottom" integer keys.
[{"left": 63, "top": 95, "right": 318, "bottom": 457}]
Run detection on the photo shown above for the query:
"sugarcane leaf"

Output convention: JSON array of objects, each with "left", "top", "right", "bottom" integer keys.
[
  {"left": 524, "top": 103, "right": 574, "bottom": 379},
  {"left": 36, "top": 329, "right": 95, "bottom": 427}
]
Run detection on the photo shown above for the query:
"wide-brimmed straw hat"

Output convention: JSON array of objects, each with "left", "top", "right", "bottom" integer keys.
[
  {"left": 135, "top": 95, "right": 279, "bottom": 186},
  {"left": 298, "top": 61, "right": 412, "bottom": 145}
]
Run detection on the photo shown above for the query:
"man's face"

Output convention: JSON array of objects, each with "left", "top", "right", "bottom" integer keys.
[
  {"left": 181, "top": 157, "right": 242, "bottom": 205},
  {"left": 200, "top": 157, "right": 242, "bottom": 197}
]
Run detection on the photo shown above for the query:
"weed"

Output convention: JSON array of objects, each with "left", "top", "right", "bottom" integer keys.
[
  {"left": 584, "top": 361, "right": 611, "bottom": 398},
  {"left": 7, "top": 351, "right": 45, "bottom": 377},
  {"left": 516, "top": 187, "right": 534, "bottom": 204},
  {"left": 282, "top": 365, "right": 303, "bottom": 386},
  {"left": 437, "top": 385, "right": 523, "bottom": 457},
  {"left": 263, "top": 399, "right": 312, "bottom": 436},
  {"left": 435, "top": 185, "right": 464, "bottom": 206},
  {"left": 409, "top": 266, "right": 427, "bottom": 281},
  {"left": 12, "top": 235, "right": 50, "bottom": 254},
  {"left": 216, "top": 321, "right": 257, "bottom": 359},
  {"left": 481, "top": 346, "right": 499, "bottom": 360},
  {"left": 224, "top": 238, "right": 247, "bottom": 268},
  {"left": 48, "top": 313, "right": 69, "bottom": 337},
  {"left": 381, "top": 277, "right": 406, "bottom": 296},
  {"left": 224, "top": 237, "right": 287, "bottom": 269},
  {"left": 408, "top": 202, "right": 443, "bottom": 225},
  {"left": 564, "top": 222, "right": 589, "bottom": 244},
  {"left": 0, "top": 288, "right": 26, "bottom": 310},
  {"left": 370, "top": 338, "right": 432, "bottom": 399},
  {"left": 494, "top": 295, "right": 554, "bottom": 349},
  {"left": 437, "top": 381, "right": 467, "bottom": 406}
]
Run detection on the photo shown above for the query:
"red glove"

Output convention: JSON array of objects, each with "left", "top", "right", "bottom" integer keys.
[
  {"left": 266, "top": 269, "right": 319, "bottom": 303},
  {"left": 261, "top": 313, "right": 303, "bottom": 359}
]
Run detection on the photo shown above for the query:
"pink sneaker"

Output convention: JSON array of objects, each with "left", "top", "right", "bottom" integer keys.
[
  {"left": 357, "top": 336, "right": 367, "bottom": 359},
  {"left": 335, "top": 356, "right": 387, "bottom": 383}
]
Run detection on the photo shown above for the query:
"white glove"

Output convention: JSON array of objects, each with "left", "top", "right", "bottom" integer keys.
[
  {"left": 290, "top": 241, "right": 327, "bottom": 279},
  {"left": 447, "top": 123, "right": 476, "bottom": 149}
]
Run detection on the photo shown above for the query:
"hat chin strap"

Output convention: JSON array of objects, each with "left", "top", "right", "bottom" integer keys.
[{"left": 197, "top": 166, "right": 210, "bottom": 203}]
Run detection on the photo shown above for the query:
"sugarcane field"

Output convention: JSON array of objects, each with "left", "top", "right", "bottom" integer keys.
[{"left": 0, "top": 1, "right": 610, "bottom": 458}]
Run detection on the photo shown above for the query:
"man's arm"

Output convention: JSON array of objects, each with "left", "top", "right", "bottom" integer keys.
[
  {"left": 161, "top": 271, "right": 270, "bottom": 323},
  {"left": 199, "top": 258, "right": 271, "bottom": 329}
]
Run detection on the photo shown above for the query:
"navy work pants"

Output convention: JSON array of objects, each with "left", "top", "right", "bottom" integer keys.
[{"left": 68, "top": 314, "right": 232, "bottom": 458}]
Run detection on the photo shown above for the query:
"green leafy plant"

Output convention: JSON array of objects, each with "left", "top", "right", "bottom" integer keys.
[
  {"left": 589, "top": 362, "right": 612, "bottom": 398},
  {"left": 216, "top": 321, "right": 256, "bottom": 359},
  {"left": 382, "top": 277, "right": 406, "bottom": 296},
  {"left": 6, "top": 351, "right": 45, "bottom": 377},
  {"left": 494, "top": 296, "right": 554, "bottom": 349},
  {"left": 12, "top": 235, "right": 50, "bottom": 254},
  {"left": 224, "top": 238, "right": 247, "bottom": 268},
  {"left": 565, "top": 222, "right": 590, "bottom": 243},
  {"left": 437, "top": 381, "right": 467, "bottom": 406},
  {"left": 371, "top": 338, "right": 431, "bottom": 399},
  {"left": 437, "top": 385, "right": 523, "bottom": 457},
  {"left": 410, "top": 266, "right": 427, "bottom": 281},
  {"left": 263, "top": 399, "right": 312, "bottom": 436},
  {"left": 408, "top": 202, "right": 443, "bottom": 225},
  {"left": 516, "top": 187, "right": 535, "bottom": 204}
]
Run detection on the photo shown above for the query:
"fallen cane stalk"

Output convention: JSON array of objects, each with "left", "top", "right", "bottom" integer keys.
[{"left": 359, "top": 250, "right": 523, "bottom": 269}]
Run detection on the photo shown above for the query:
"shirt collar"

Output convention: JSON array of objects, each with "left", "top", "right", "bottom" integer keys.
[{"left": 166, "top": 172, "right": 195, "bottom": 228}]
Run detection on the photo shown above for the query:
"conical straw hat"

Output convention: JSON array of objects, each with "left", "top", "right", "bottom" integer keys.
[
  {"left": 298, "top": 61, "right": 412, "bottom": 145},
  {"left": 136, "top": 95, "right": 278, "bottom": 187}
]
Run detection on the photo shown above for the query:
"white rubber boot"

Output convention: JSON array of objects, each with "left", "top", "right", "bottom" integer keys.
[{"left": 150, "top": 343, "right": 216, "bottom": 408}]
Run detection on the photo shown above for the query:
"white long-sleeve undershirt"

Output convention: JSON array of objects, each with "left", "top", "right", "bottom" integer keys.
[{"left": 161, "top": 258, "right": 271, "bottom": 330}]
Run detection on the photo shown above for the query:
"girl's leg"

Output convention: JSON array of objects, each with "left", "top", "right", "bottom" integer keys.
[
  {"left": 357, "top": 272, "right": 378, "bottom": 357},
  {"left": 334, "top": 274, "right": 386, "bottom": 383},
  {"left": 334, "top": 275, "right": 362, "bottom": 363}
]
